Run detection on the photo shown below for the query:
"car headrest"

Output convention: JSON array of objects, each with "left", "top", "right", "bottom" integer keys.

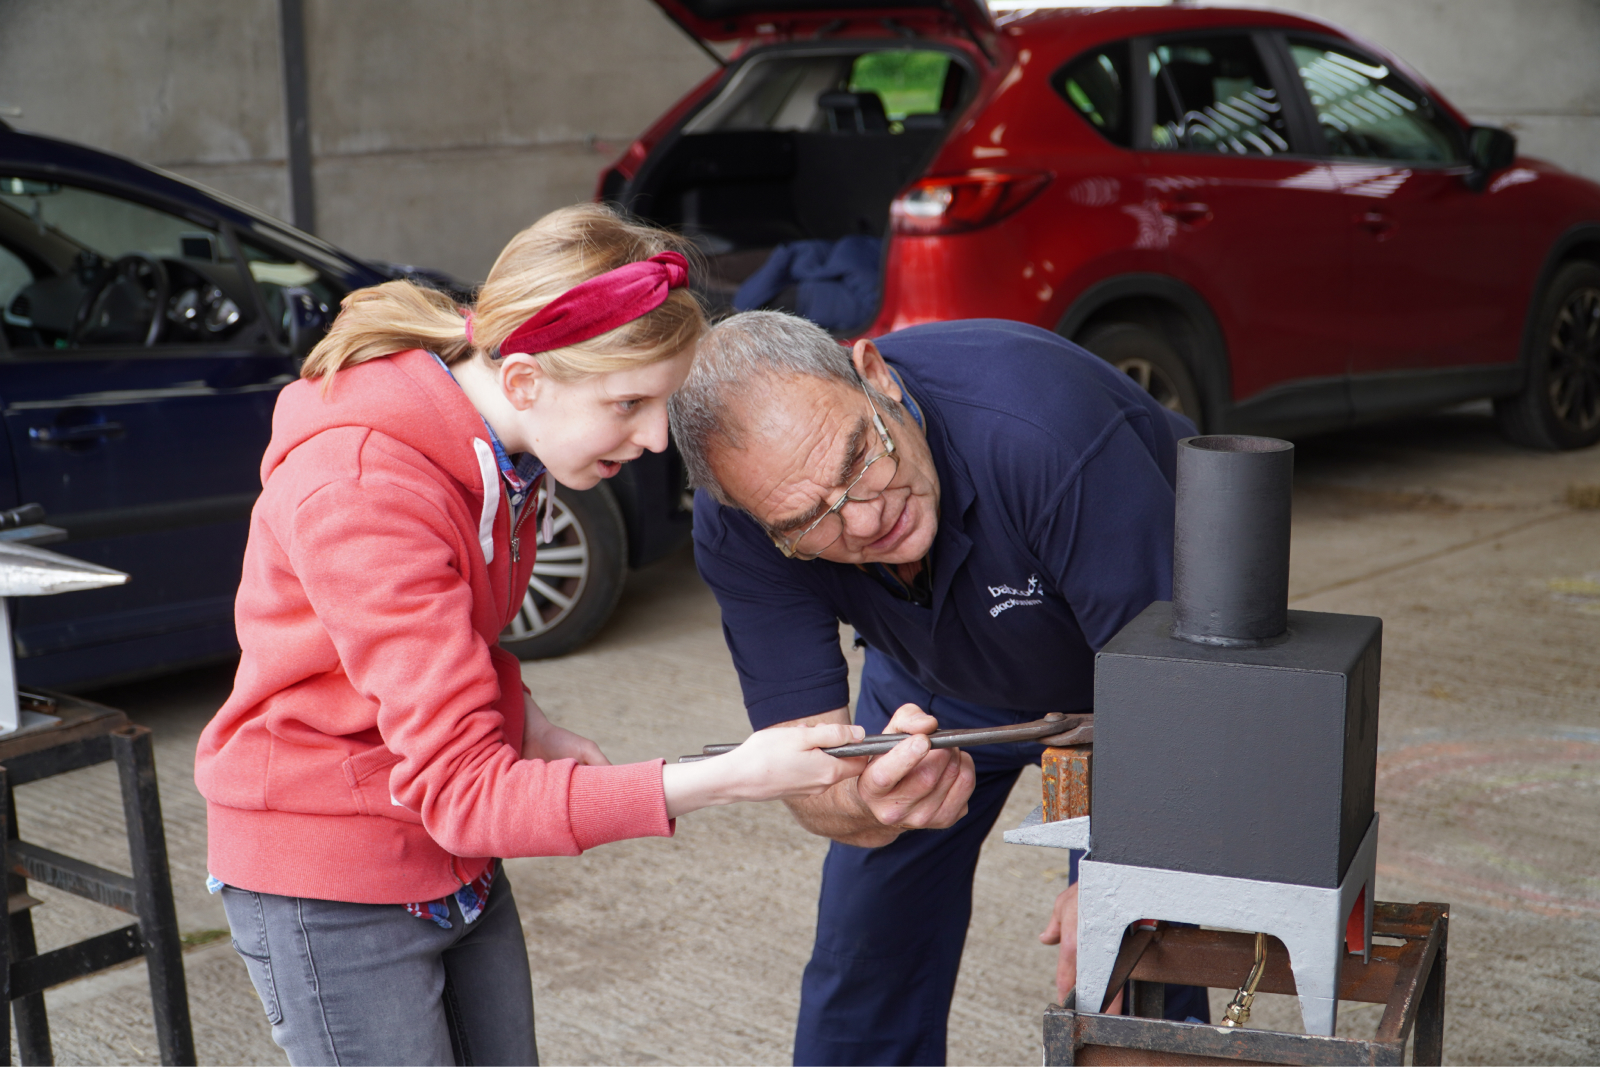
[
  {"left": 1165, "top": 61, "right": 1217, "bottom": 110},
  {"left": 818, "top": 91, "right": 889, "bottom": 135}
]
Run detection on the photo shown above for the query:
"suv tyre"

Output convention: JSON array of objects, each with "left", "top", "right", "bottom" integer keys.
[
  {"left": 1078, "top": 320, "right": 1203, "bottom": 425},
  {"left": 500, "top": 483, "right": 628, "bottom": 660},
  {"left": 1496, "top": 261, "right": 1600, "bottom": 450}
]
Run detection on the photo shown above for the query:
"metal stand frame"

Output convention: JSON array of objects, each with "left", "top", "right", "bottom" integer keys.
[
  {"left": 0, "top": 693, "right": 194, "bottom": 1066},
  {"left": 1044, "top": 900, "right": 1449, "bottom": 1066},
  {"left": 1076, "top": 815, "right": 1379, "bottom": 1036}
]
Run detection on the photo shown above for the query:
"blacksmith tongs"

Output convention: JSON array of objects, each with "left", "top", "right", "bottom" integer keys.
[{"left": 677, "top": 712, "right": 1092, "bottom": 763}]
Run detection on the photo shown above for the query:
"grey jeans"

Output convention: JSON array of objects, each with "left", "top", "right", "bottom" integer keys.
[{"left": 221, "top": 862, "right": 537, "bottom": 1066}]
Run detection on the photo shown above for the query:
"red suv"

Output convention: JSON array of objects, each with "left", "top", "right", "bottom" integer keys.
[{"left": 604, "top": 2, "right": 1600, "bottom": 449}]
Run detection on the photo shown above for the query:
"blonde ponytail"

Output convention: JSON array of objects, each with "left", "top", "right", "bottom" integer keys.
[
  {"left": 302, "top": 203, "right": 704, "bottom": 390},
  {"left": 300, "top": 281, "right": 472, "bottom": 383}
]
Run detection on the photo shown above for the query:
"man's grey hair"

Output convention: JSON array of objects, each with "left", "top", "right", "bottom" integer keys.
[{"left": 669, "top": 310, "right": 899, "bottom": 508}]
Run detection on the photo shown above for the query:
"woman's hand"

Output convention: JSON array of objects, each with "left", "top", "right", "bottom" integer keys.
[
  {"left": 660, "top": 723, "right": 868, "bottom": 819},
  {"left": 521, "top": 694, "right": 611, "bottom": 766}
]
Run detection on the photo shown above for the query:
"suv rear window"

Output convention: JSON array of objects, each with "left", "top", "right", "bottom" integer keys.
[
  {"left": 848, "top": 51, "right": 952, "bottom": 120},
  {"left": 684, "top": 49, "right": 961, "bottom": 134},
  {"left": 1055, "top": 42, "right": 1134, "bottom": 147}
]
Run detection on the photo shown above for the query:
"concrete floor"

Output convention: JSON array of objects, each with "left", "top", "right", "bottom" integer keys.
[{"left": 10, "top": 405, "right": 1599, "bottom": 1065}]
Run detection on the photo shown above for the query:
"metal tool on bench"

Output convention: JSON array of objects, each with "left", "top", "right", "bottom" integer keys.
[
  {"left": 678, "top": 712, "right": 1092, "bottom": 763},
  {"left": 0, "top": 505, "right": 127, "bottom": 735},
  {"left": 0, "top": 512, "right": 194, "bottom": 1064}
]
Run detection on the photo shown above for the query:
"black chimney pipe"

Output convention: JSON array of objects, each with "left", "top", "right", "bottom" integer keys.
[{"left": 1171, "top": 435, "right": 1294, "bottom": 646}]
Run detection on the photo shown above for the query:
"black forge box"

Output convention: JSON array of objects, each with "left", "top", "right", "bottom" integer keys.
[{"left": 1091, "top": 601, "right": 1380, "bottom": 888}]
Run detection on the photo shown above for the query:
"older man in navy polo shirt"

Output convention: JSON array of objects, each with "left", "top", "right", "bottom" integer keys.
[{"left": 669, "top": 312, "right": 1206, "bottom": 1066}]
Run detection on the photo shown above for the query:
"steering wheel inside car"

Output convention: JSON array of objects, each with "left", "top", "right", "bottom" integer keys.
[{"left": 73, "top": 253, "right": 170, "bottom": 347}]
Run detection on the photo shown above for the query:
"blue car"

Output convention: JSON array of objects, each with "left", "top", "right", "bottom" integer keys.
[{"left": 0, "top": 123, "right": 692, "bottom": 688}]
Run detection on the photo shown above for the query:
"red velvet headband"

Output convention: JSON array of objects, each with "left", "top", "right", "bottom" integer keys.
[{"left": 478, "top": 251, "right": 689, "bottom": 359}]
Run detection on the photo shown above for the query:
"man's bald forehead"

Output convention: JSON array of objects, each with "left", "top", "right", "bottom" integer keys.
[{"left": 704, "top": 373, "right": 871, "bottom": 524}]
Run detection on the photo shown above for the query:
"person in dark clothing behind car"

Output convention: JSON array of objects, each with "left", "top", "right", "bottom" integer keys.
[{"left": 668, "top": 312, "right": 1210, "bottom": 1066}]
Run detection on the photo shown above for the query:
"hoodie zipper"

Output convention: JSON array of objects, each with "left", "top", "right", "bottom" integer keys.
[{"left": 507, "top": 486, "right": 533, "bottom": 607}]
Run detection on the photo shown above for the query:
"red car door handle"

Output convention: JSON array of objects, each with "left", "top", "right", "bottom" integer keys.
[
  {"left": 1357, "top": 210, "right": 1396, "bottom": 237},
  {"left": 1160, "top": 200, "right": 1212, "bottom": 224}
]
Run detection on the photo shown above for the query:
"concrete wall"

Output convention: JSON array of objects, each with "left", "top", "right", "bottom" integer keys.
[
  {"left": 1, "top": 1, "right": 1594, "bottom": 281},
  {"left": 1221, "top": 0, "right": 1600, "bottom": 182},
  {"left": 0, "top": 0, "right": 718, "bottom": 281}
]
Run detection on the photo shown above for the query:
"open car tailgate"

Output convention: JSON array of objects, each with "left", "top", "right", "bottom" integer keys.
[{"left": 653, "top": 0, "right": 996, "bottom": 59}]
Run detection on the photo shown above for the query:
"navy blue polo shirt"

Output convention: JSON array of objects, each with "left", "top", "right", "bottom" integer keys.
[{"left": 693, "top": 319, "right": 1194, "bottom": 731}]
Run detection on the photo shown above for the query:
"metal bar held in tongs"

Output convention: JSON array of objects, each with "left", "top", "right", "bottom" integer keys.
[{"left": 678, "top": 712, "right": 1092, "bottom": 763}]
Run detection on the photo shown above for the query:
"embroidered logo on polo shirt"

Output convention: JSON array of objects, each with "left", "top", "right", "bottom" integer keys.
[{"left": 988, "top": 574, "right": 1044, "bottom": 617}]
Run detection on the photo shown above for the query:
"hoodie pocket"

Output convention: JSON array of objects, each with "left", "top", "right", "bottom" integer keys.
[{"left": 341, "top": 746, "right": 420, "bottom": 823}]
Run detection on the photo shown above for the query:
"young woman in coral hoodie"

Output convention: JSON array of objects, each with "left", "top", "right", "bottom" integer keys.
[{"left": 195, "top": 205, "right": 867, "bottom": 1066}]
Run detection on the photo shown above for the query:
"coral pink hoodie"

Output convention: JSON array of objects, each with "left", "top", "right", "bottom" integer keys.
[{"left": 195, "top": 348, "right": 672, "bottom": 903}]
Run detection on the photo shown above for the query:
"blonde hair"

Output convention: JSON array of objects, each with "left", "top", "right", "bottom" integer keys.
[{"left": 301, "top": 203, "right": 704, "bottom": 389}]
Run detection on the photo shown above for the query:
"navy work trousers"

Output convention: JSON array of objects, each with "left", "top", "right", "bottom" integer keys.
[{"left": 794, "top": 649, "right": 1207, "bottom": 1067}]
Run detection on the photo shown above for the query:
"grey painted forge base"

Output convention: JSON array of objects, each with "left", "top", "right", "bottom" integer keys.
[{"left": 1074, "top": 814, "right": 1379, "bottom": 1037}]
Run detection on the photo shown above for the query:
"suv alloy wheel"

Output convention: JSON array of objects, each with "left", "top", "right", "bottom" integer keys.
[
  {"left": 500, "top": 483, "right": 629, "bottom": 660},
  {"left": 1078, "top": 320, "right": 1203, "bottom": 424},
  {"left": 1496, "top": 261, "right": 1600, "bottom": 450}
]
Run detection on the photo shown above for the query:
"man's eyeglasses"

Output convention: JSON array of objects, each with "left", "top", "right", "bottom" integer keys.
[{"left": 768, "top": 382, "right": 899, "bottom": 560}]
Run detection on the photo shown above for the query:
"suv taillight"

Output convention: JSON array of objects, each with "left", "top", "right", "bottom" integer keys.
[{"left": 891, "top": 171, "right": 1052, "bottom": 236}]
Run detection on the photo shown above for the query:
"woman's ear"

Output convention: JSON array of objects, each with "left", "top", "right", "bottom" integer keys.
[
  {"left": 851, "top": 339, "right": 900, "bottom": 403},
  {"left": 499, "top": 354, "right": 545, "bottom": 411}
]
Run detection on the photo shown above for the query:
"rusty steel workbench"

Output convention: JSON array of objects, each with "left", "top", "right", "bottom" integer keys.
[
  {"left": 1044, "top": 901, "right": 1448, "bottom": 1066},
  {"left": 0, "top": 691, "right": 194, "bottom": 1066}
]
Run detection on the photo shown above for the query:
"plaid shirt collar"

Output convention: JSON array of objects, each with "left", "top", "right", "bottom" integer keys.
[{"left": 486, "top": 424, "right": 546, "bottom": 508}]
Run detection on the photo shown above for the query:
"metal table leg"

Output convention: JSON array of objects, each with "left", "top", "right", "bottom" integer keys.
[{"left": 112, "top": 727, "right": 194, "bottom": 1067}]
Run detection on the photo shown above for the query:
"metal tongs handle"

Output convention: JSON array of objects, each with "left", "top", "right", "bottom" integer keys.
[{"left": 677, "top": 712, "right": 1092, "bottom": 763}]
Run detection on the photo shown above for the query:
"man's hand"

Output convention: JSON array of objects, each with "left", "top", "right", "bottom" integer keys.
[
  {"left": 521, "top": 693, "right": 611, "bottom": 766},
  {"left": 1039, "top": 883, "right": 1122, "bottom": 1012},
  {"left": 856, "top": 704, "right": 974, "bottom": 828},
  {"left": 776, "top": 703, "right": 976, "bottom": 848},
  {"left": 1039, "top": 883, "right": 1079, "bottom": 1006}
]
